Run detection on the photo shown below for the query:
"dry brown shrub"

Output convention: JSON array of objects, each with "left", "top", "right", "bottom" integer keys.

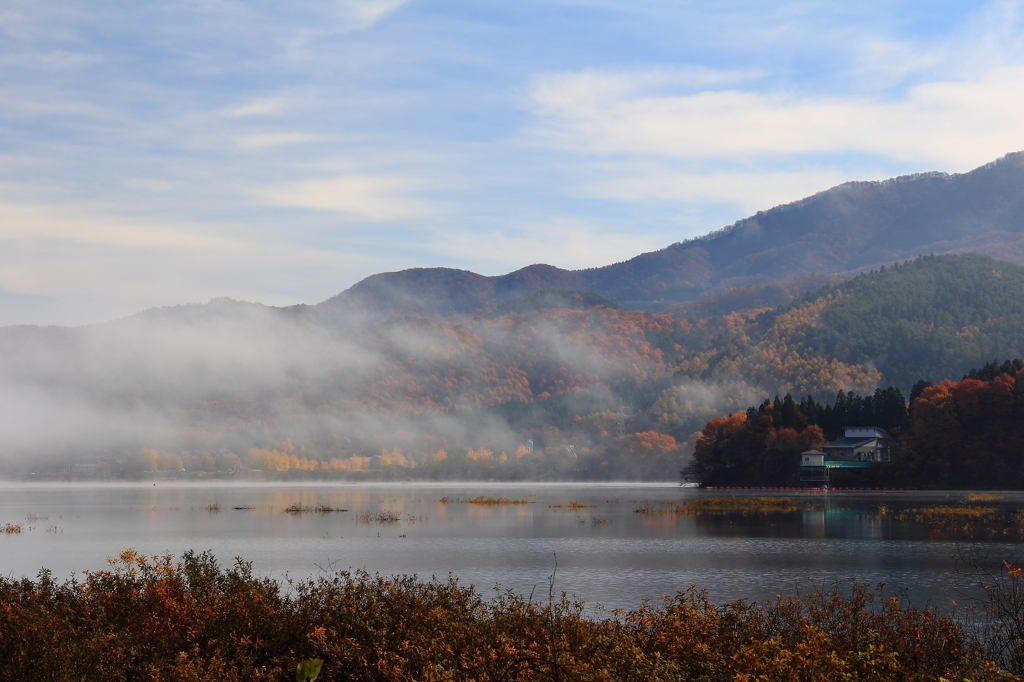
[{"left": 0, "top": 550, "right": 1013, "bottom": 681}]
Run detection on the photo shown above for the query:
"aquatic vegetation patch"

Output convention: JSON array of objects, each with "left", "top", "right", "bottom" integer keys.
[
  {"left": 1, "top": 523, "right": 22, "bottom": 534},
  {"left": 894, "top": 504, "right": 1018, "bottom": 538},
  {"left": 356, "top": 510, "right": 401, "bottom": 524},
  {"left": 968, "top": 493, "right": 1003, "bottom": 501},
  {"left": 896, "top": 505, "right": 1002, "bottom": 527},
  {"left": 0, "top": 549, "right": 1010, "bottom": 681},
  {"left": 450, "top": 496, "right": 533, "bottom": 506},
  {"left": 547, "top": 501, "right": 595, "bottom": 509},
  {"left": 670, "top": 497, "right": 803, "bottom": 515},
  {"left": 204, "top": 503, "right": 221, "bottom": 512},
  {"left": 285, "top": 504, "right": 347, "bottom": 514}
]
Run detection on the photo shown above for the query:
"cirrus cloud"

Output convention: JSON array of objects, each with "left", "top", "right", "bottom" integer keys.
[
  {"left": 528, "top": 65, "right": 1024, "bottom": 170},
  {"left": 259, "top": 175, "right": 435, "bottom": 221}
]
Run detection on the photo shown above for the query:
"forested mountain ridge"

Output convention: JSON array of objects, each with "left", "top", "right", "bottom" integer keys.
[
  {"left": 296, "top": 151, "right": 1024, "bottom": 326},
  {"left": 676, "top": 254, "right": 1024, "bottom": 399},
  {"left": 2, "top": 254, "right": 1023, "bottom": 480},
  {"left": 665, "top": 274, "right": 845, "bottom": 319}
]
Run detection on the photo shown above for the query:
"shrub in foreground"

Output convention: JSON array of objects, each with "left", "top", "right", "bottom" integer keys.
[{"left": 0, "top": 549, "right": 1015, "bottom": 681}]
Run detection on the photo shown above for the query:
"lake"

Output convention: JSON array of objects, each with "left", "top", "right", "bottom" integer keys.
[{"left": 1, "top": 481, "right": 1021, "bottom": 611}]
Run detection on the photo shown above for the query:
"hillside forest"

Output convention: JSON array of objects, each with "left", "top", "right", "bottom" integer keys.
[
  {"left": 688, "top": 358, "right": 1024, "bottom": 488},
  {"left": 2, "top": 254, "right": 1024, "bottom": 483}
]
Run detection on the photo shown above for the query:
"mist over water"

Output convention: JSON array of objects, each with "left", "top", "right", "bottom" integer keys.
[
  {"left": 0, "top": 294, "right": 743, "bottom": 478},
  {"left": 0, "top": 482, "right": 1008, "bottom": 611}
]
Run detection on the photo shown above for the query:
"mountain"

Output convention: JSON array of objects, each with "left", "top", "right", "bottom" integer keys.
[
  {"left": 675, "top": 253, "right": 1024, "bottom": 398},
  {"left": 7, "top": 154, "right": 1024, "bottom": 480},
  {"left": 296, "top": 152, "right": 1024, "bottom": 326},
  {"left": 665, "top": 274, "right": 845, "bottom": 319},
  {"left": 3, "top": 253, "right": 1023, "bottom": 481}
]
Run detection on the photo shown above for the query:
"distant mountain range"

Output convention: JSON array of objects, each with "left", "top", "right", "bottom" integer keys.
[
  {"left": 294, "top": 151, "right": 1024, "bottom": 326},
  {"left": 4, "top": 152, "right": 1024, "bottom": 479}
]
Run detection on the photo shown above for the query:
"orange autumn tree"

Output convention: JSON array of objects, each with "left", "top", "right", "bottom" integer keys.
[
  {"left": 899, "top": 368, "right": 1024, "bottom": 488},
  {"left": 686, "top": 404, "right": 824, "bottom": 487},
  {"left": 687, "top": 360, "right": 1024, "bottom": 489},
  {"left": 626, "top": 431, "right": 679, "bottom": 479}
]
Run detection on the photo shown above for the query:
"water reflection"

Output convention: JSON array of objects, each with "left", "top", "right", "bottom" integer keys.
[{"left": 1, "top": 483, "right": 1022, "bottom": 611}]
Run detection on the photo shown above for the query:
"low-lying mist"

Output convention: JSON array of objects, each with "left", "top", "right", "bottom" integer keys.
[{"left": 0, "top": 291, "right": 774, "bottom": 481}]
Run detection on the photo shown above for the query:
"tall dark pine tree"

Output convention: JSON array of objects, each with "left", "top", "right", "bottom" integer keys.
[
  {"left": 781, "top": 394, "right": 799, "bottom": 429},
  {"left": 872, "top": 386, "right": 907, "bottom": 431}
]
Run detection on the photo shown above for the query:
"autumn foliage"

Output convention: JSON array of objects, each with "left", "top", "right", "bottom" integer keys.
[
  {"left": 897, "top": 367, "right": 1024, "bottom": 488},
  {"left": 688, "top": 361, "right": 1024, "bottom": 489},
  {"left": 0, "top": 550, "right": 1013, "bottom": 681},
  {"left": 687, "top": 404, "right": 825, "bottom": 487}
]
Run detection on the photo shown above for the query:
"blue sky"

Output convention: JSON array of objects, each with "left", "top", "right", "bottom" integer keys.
[{"left": 3, "top": 1, "right": 1024, "bottom": 325}]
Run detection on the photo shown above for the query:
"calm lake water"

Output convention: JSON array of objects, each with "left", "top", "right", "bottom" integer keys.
[{"left": 2, "top": 482, "right": 1022, "bottom": 611}]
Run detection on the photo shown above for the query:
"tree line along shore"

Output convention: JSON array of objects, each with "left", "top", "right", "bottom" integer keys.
[{"left": 687, "top": 358, "right": 1024, "bottom": 489}]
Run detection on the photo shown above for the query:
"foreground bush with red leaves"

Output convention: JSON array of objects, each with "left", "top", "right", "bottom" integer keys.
[{"left": 0, "top": 549, "right": 1015, "bottom": 681}]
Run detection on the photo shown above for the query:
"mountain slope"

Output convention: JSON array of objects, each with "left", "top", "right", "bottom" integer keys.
[
  {"left": 666, "top": 274, "right": 845, "bottom": 319},
  {"left": 300, "top": 152, "right": 1024, "bottom": 327},
  {"left": 4, "top": 253, "right": 1024, "bottom": 481},
  {"left": 680, "top": 253, "right": 1024, "bottom": 397}
]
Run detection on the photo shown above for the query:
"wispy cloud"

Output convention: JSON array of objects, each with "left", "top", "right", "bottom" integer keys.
[
  {"left": 0, "top": 202, "right": 246, "bottom": 251},
  {"left": 236, "top": 133, "right": 320, "bottom": 149},
  {"left": 260, "top": 175, "right": 435, "bottom": 221},
  {"left": 337, "top": 0, "right": 409, "bottom": 29},
  {"left": 3, "top": 1, "right": 1024, "bottom": 324},
  {"left": 220, "top": 97, "right": 292, "bottom": 118},
  {"left": 528, "top": 65, "right": 1024, "bottom": 169},
  {"left": 0, "top": 49, "right": 102, "bottom": 69},
  {"left": 0, "top": 200, "right": 371, "bottom": 324}
]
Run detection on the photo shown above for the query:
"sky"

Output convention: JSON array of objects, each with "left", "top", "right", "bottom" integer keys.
[{"left": 3, "top": 1, "right": 1024, "bottom": 326}]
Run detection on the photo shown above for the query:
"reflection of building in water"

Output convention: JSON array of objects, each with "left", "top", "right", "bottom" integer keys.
[
  {"left": 801, "top": 509, "right": 826, "bottom": 538},
  {"left": 799, "top": 427, "right": 891, "bottom": 487},
  {"left": 800, "top": 506, "right": 885, "bottom": 539}
]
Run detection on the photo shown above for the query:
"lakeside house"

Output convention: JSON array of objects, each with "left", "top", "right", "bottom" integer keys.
[
  {"left": 799, "top": 427, "right": 891, "bottom": 486},
  {"left": 823, "top": 426, "right": 891, "bottom": 463}
]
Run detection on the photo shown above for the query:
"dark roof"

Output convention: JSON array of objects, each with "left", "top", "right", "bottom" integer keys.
[
  {"left": 823, "top": 437, "right": 878, "bottom": 449},
  {"left": 843, "top": 426, "right": 890, "bottom": 436}
]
